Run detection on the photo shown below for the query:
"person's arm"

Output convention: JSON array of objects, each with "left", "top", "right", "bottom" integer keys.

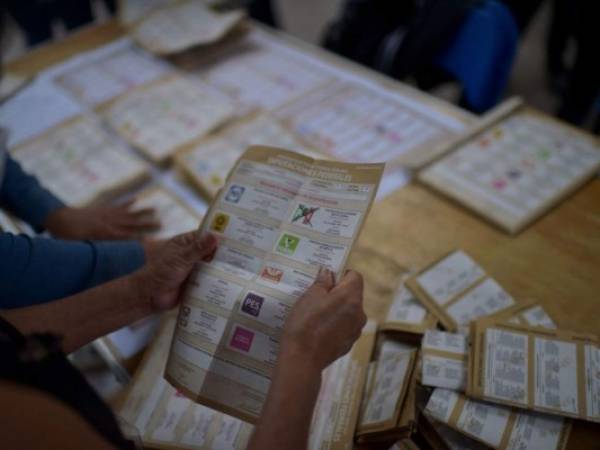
[
  {"left": 1, "top": 232, "right": 217, "bottom": 353},
  {"left": 0, "top": 155, "right": 159, "bottom": 239},
  {"left": 248, "top": 268, "right": 367, "bottom": 450},
  {"left": 0, "top": 232, "right": 145, "bottom": 308},
  {"left": 0, "top": 155, "right": 65, "bottom": 230}
]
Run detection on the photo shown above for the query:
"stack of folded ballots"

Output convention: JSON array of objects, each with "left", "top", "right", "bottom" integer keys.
[{"left": 359, "top": 249, "right": 597, "bottom": 450}]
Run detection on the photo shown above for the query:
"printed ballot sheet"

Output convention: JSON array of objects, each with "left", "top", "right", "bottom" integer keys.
[
  {"left": 0, "top": 72, "right": 30, "bottom": 102},
  {"left": 164, "top": 146, "right": 384, "bottom": 423},
  {"left": 420, "top": 304, "right": 556, "bottom": 393},
  {"left": 10, "top": 116, "right": 148, "bottom": 206},
  {"left": 0, "top": 78, "right": 83, "bottom": 148},
  {"left": 357, "top": 340, "right": 417, "bottom": 436},
  {"left": 427, "top": 419, "right": 491, "bottom": 450},
  {"left": 193, "top": 31, "right": 334, "bottom": 112},
  {"left": 118, "top": 315, "right": 254, "bottom": 450},
  {"left": 379, "top": 279, "right": 438, "bottom": 335},
  {"left": 421, "top": 330, "right": 468, "bottom": 391},
  {"left": 497, "top": 302, "right": 557, "bottom": 329},
  {"left": 276, "top": 81, "right": 457, "bottom": 165},
  {"left": 132, "top": 186, "right": 201, "bottom": 239},
  {"left": 55, "top": 43, "right": 171, "bottom": 107},
  {"left": 129, "top": 1, "right": 244, "bottom": 55},
  {"left": 468, "top": 320, "right": 600, "bottom": 423},
  {"left": 103, "top": 75, "right": 235, "bottom": 163},
  {"left": 425, "top": 388, "right": 571, "bottom": 450},
  {"left": 176, "top": 114, "right": 318, "bottom": 200},
  {"left": 406, "top": 250, "right": 519, "bottom": 333},
  {"left": 419, "top": 103, "right": 600, "bottom": 234}
]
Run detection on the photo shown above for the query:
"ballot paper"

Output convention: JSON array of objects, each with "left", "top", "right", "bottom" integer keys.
[
  {"left": 357, "top": 340, "right": 418, "bottom": 437},
  {"left": 419, "top": 102, "right": 600, "bottom": 234},
  {"left": 276, "top": 81, "right": 455, "bottom": 163},
  {"left": 118, "top": 0, "right": 180, "bottom": 24},
  {"left": 176, "top": 114, "right": 318, "bottom": 200},
  {"left": 309, "top": 321, "right": 377, "bottom": 450},
  {"left": 164, "top": 146, "right": 384, "bottom": 423},
  {"left": 420, "top": 304, "right": 556, "bottom": 393},
  {"left": 103, "top": 75, "right": 235, "bottom": 163},
  {"left": 467, "top": 319, "right": 600, "bottom": 423},
  {"left": 194, "top": 31, "right": 334, "bottom": 112},
  {"left": 55, "top": 43, "right": 171, "bottom": 107},
  {"left": 0, "top": 72, "right": 31, "bottom": 102},
  {"left": 10, "top": 116, "right": 148, "bottom": 206},
  {"left": 406, "top": 250, "right": 520, "bottom": 333},
  {"left": 129, "top": 1, "right": 245, "bottom": 55},
  {"left": 421, "top": 330, "right": 468, "bottom": 391},
  {"left": 425, "top": 388, "right": 571, "bottom": 450},
  {"left": 118, "top": 315, "right": 254, "bottom": 450},
  {"left": 501, "top": 303, "right": 557, "bottom": 329},
  {"left": 379, "top": 280, "right": 438, "bottom": 335},
  {"left": 132, "top": 186, "right": 201, "bottom": 239},
  {"left": 276, "top": 80, "right": 466, "bottom": 198},
  {"left": 0, "top": 78, "right": 83, "bottom": 148},
  {"left": 427, "top": 420, "right": 491, "bottom": 450}
]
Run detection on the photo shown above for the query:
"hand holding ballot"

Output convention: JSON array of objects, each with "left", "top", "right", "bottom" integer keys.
[
  {"left": 135, "top": 231, "right": 218, "bottom": 312},
  {"left": 281, "top": 267, "right": 367, "bottom": 371}
]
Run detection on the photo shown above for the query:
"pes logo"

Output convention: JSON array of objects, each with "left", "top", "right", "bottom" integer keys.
[{"left": 241, "top": 293, "right": 264, "bottom": 317}]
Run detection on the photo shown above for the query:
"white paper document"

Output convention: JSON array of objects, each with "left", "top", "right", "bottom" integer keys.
[
  {"left": 425, "top": 388, "right": 570, "bottom": 450},
  {"left": 104, "top": 75, "right": 235, "bottom": 163},
  {"left": 177, "top": 114, "right": 317, "bottom": 199},
  {"left": 10, "top": 116, "right": 148, "bottom": 206},
  {"left": 55, "top": 43, "right": 171, "bottom": 106},
  {"left": 164, "top": 147, "right": 383, "bottom": 423},
  {"left": 118, "top": 315, "right": 253, "bottom": 450},
  {"left": 421, "top": 330, "right": 468, "bottom": 391},
  {"left": 130, "top": 1, "right": 244, "bottom": 55},
  {"left": 0, "top": 79, "right": 83, "bottom": 148}
]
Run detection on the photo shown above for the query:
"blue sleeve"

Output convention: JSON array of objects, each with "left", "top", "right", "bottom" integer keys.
[
  {"left": 0, "top": 155, "right": 66, "bottom": 230},
  {"left": 0, "top": 233, "right": 145, "bottom": 309}
]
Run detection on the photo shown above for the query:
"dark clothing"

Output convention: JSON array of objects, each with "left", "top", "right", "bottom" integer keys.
[
  {"left": 0, "top": 315, "right": 136, "bottom": 449},
  {"left": 6, "top": 0, "right": 94, "bottom": 47}
]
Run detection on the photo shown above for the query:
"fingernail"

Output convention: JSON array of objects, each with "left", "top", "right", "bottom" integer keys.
[
  {"left": 198, "top": 232, "right": 216, "bottom": 247},
  {"left": 316, "top": 266, "right": 327, "bottom": 282}
]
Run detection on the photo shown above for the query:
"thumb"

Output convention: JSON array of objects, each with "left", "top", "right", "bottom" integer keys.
[
  {"left": 311, "top": 266, "right": 335, "bottom": 292},
  {"left": 169, "top": 231, "right": 218, "bottom": 266}
]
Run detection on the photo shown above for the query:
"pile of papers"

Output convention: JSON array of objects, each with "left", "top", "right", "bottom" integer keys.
[{"left": 370, "top": 249, "right": 598, "bottom": 450}]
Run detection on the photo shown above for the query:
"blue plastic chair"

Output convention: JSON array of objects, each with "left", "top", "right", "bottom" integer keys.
[{"left": 435, "top": 0, "right": 519, "bottom": 114}]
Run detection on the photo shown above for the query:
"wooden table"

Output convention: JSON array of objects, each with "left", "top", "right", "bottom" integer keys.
[
  {"left": 7, "top": 18, "right": 599, "bottom": 450},
  {"left": 353, "top": 180, "right": 600, "bottom": 449}
]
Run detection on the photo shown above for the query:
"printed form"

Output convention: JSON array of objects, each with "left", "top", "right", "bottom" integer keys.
[
  {"left": 406, "top": 250, "right": 518, "bottom": 333},
  {"left": 164, "top": 146, "right": 384, "bottom": 422},
  {"left": 176, "top": 114, "right": 319, "bottom": 200},
  {"left": 130, "top": 1, "right": 244, "bottom": 55},
  {"left": 468, "top": 320, "right": 600, "bottom": 423},
  {"left": 425, "top": 388, "right": 571, "bottom": 450},
  {"left": 10, "top": 116, "right": 148, "bottom": 206},
  {"left": 118, "top": 315, "right": 254, "bottom": 450}
]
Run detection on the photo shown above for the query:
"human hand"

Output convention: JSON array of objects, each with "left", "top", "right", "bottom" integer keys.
[
  {"left": 280, "top": 267, "right": 367, "bottom": 372},
  {"left": 44, "top": 201, "right": 160, "bottom": 241},
  {"left": 134, "top": 230, "right": 218, "bottom": 311}
]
